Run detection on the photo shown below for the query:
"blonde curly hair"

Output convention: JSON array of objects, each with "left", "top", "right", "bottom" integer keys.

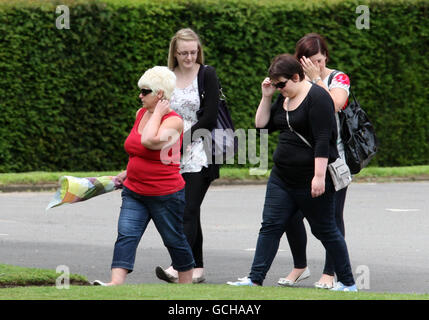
[{"left": 137, "top": 66, "right": 176, "bottom": 100}]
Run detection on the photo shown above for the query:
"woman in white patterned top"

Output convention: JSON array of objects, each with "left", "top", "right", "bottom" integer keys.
[
  {"left": 280, "top": 33, "right": 352, "bottom": 289},
  {"left": 155, "top": 28, "right": 220, "bottom": 284}
]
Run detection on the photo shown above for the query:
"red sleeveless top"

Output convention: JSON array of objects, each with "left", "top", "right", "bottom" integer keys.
[{"left": 123, "top": 108, "right": 185, "bottom": 196}]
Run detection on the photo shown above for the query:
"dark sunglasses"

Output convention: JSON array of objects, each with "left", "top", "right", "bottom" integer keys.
[
  {"left": 140, "top": 88, "right": 152, "bottom": 96},
  {"left": 272, "top": 79, "right": 289, "bottom": 89}
]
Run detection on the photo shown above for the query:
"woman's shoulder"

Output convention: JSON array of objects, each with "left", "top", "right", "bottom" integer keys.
[
  {"left": 329, "top": 69, "right": 351, "bottom": 87},
  {"left": 163, "top": 109, "right": 183, "bottom": 120},
  {"left": 198, "top": 64, "right": 219, "bottom": 91},
  {"left": 202, "top": 64, "right": 216, "bottom": 72},
  {"left": 199, "top": 64, "right": 217, "bottom": 78},
  {"left": 309, "top": 82, "right": 334, "bottom": 103},
  {"left": 136, "top": 107, "right": 145, "bottom": 119}
]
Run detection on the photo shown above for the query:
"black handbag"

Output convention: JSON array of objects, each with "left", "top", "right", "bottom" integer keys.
[
  {"left": 328, "top": 71, "right": 378, "bottom": 174},
  {"left": 197, "top": 65, "right": 237, "bottom": 162}
]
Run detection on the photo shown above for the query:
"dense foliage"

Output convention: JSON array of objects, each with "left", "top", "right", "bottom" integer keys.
[{"left": 0, "top": 0, "right": 427, "bottom": 172}]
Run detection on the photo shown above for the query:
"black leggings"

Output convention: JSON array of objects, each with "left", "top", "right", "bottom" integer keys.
[
  {"left": 181, "top": 170, "right": 212, "bottom": 268},
  {"left": 285, "top": 187, "right": 348, "bottom": 276}
]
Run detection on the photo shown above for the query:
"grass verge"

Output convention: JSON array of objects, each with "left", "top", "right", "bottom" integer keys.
[
  {"left": 0, "top": 265, "right": 428, "bottom": 300},
  {"left": 0, "top": 264, "right": 89, "bottom": 288},
  {"left": 0, "top": 165, "right": 428, "bottom": 186},
  {"left": 0, "top": 283, "right": 428, "bottom": 300}
]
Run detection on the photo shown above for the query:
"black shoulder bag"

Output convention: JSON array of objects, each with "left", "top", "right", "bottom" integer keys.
[
  {"left": 197, "top": 65, "right": 237, "bottom": 162},
  {"left": 328, "top": 71, "right": 378, "bottom": 174}
]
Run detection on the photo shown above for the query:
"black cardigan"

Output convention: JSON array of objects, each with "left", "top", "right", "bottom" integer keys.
[
  {"left": 186, "top": 64, "right": 221, "bottom": 181},
  {"left": 193, "top": 64, "right": 220, "bottom": 134}
]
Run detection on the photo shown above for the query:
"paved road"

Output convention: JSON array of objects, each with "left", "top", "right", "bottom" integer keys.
[{"left": 1, "top": 182, "right": 428, "bottom": 294}]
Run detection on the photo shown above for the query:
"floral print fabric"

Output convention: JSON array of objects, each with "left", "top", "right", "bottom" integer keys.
[{"left": 170, "top": 77, "right": 208, "bottom": 174}]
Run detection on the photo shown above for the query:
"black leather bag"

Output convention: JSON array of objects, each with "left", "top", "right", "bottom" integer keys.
[
  {"left": 329, "top": 71, "right": 378, "bottom": 174},
  {"left": 197, "top": 65, "right": 237, "bottom": 162}
]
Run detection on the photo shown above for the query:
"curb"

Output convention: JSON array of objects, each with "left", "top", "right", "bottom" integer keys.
[
  {"left": 0, "top": 180, "right": 269, "bottom": 193},
  {"left": 0, "top": 176, "right": 428, "bottom": 193},
  {"left": 0, "top": 184, "right": 59, "bottom": 193}
]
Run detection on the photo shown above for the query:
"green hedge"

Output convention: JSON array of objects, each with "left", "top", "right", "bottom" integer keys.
[{"left": 0, "top": 0, "right": 428, "bottom": 172}]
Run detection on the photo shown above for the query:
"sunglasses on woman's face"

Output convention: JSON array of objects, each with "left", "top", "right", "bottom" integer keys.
[
  {"left": 272, "top": 79, "right": 289, "bottom": 89},
  {"left": 140, "top": 88, "right": 152, "bottom": 96}
]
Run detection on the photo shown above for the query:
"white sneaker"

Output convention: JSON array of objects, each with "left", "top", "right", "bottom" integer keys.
[
  {"left": 330, "top": 281, "right": 358, "bottom": 292},
  {"left": 91, "top": 280, "right": 109, "bottom": 286},
  {"left": 227, "top": 278, "right": 257, "bottom": 286}
]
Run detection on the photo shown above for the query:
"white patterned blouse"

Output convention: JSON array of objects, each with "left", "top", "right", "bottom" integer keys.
[{"left": 170, "top": 77, "right": 208, "bottom": 174}]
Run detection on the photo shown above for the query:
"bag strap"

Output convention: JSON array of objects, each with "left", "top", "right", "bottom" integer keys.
[
  {"left": 328, "top": 70, "right": 340, "bottom": 87},
  {"left": 197, "top": 64, "right": 206, "bottom": 103},
  {"left": 285, "top": 101, "right": 312, "bottom": 149}
]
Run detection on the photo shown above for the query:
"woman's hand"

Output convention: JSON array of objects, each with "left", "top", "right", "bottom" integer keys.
[
  {"left": 116, "top": 170, "right": 127, "bottom": 185},
  {"left": 311, "top": 175, "right": 325, "bottom": 198},
  {"left": 261, "top": 77, "right": 276, "bottom": 98},
  {"left": 300, "top": 56, "right": 321, "bottom": 81},
  {"left": 154, "top": 99, "right": 171, "bottom": 117}
]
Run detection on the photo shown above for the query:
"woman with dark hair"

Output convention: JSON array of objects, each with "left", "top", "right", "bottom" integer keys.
[
  {"left": 280, "top": 33, "right": 352, "bottom": 289},
  {"left": 227, "top": 54, "right": 356, "bottom": 291}
]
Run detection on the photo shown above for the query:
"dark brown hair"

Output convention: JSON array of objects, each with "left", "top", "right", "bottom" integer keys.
[
  {"left": 268, "top": 54, "right": 304, "bottom": 81},
  {"left": 295, "top": 33, "right": 329, "bottom": 62}
]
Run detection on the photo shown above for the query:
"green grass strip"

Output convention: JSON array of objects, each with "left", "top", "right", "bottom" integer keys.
[
  {"left": 0, "top": 283, "right": 428, "bottom": 300},
  {"left": 0, "top": 264, "right": 88, "bottom": 288},
  {"left": 1, "top": 166, "right": 428, "bottom": 186}
]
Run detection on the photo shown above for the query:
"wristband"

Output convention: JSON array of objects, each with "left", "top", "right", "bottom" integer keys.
[{"left": 311, "top": 77, "right": 321, "bottom": 84}]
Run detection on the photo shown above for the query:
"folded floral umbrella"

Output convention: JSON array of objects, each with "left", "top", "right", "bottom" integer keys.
[{"left": 46, "top": 175, "right": 122, "bottom": 210}]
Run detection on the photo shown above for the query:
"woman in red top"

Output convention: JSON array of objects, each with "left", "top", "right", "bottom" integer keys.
[{"left": 93, "top": 66, "right": 195, "bottom": 286}]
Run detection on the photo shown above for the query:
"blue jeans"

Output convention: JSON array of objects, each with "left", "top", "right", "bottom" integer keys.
[
  {"left": 111, "top": 186, "right": 195, "bottom": 272},
  {"left": 249, "top": 171, "right": 355, "bottom": 286}
]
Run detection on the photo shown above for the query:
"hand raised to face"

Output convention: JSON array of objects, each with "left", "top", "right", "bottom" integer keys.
[
  {"left": 261, "top": 77, "right": 276, "bottom": 98},
  {"left": 300, "top": 56, "right": 321, "bottom": 81},
  {"left": 154, "top": 98, "right": 171, "bottom": 117}
]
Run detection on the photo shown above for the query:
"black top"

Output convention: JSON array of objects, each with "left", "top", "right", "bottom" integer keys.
[
  {"left": 192, "top": 64, "right": 220, "bottom": 135},
  {"left": 186, "top": 64, "right": 220, "bottom": 182},
  {"left": 261, "top": 84, "right": 338, "bottom": 187}
]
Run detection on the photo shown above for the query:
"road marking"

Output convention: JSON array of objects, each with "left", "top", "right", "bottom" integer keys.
[
  {"left": 245, "top": 248, "right": 287, "bottom": 252},
  {"left": 385, "top": 208, "right": 420, "bottom": 212},
  {"left": 0, "top": 234, "right": 9, "bottom": 236}
]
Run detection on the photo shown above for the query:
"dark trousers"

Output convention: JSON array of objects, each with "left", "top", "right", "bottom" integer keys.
[
  {"left": 285, "top": 187, "right": 348, "bottom": 276},
  {"left": 181, "top": 170, "right": 212, "bottom": 268},
  {"left": 249, "top": 171, "right": 354, "bottom": 286}
]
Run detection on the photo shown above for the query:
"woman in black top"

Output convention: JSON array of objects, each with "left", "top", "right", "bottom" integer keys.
[
  {"left": 282, "top": 33, "right": 352, "bottom": 289},
  {"left": 227, "top": 54, "right": 356, "bottom": 291}
]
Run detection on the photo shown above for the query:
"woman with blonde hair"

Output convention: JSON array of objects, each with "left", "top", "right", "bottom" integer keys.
[
  {"left": 155, "top": 28, "right": 220, "bottom": 284},
  {"left": 92, "top": 66, "right": 194, "bottom": 286}
]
